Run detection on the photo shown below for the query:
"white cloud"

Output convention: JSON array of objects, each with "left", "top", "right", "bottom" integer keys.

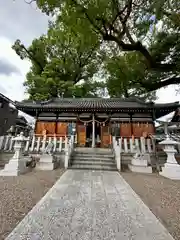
[
  {"left": 0, "top": 37, "right": 30, "bottom": 101},
  {"left": 0, "top": 0, "right": 49, "bottom": 44},
  {"left": 156, "top": 86, "right": 180, "bottom": 103}
]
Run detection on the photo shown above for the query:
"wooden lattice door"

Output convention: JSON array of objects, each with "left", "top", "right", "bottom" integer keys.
[
  {"left": 77, "top": 123, "right": 86, "bottom": 147},
  {"left": 101, "top": 125, "right": 110, "bottom": 148}
]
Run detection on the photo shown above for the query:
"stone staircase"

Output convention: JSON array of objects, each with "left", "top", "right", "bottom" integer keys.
[{"left": 69, "top": 148, "right": 117, "bottom": 171}]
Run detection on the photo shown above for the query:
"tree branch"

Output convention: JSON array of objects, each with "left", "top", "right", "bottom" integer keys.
[
  {"left": 71, "top": 0, "right": 104, "bottom": 35},
  {"left": 123, "top": 0, "right": 133, "bottom": 24},
  {"left": 21, "top": 45, "right": 45, "bottom": 72},
  {"left": 24, "top": 0, "right": 36, "bottom": 4},
  {"left": 140, "top": 76, "right": 180, "bottom": 91}
]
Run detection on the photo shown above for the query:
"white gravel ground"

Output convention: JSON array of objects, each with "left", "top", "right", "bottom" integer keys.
[
  {"left": 0, "top": 169, "right": 64, "bottom": 240},
  {"left": 121, "top": 172, "right": 180, "bottom": 240}
]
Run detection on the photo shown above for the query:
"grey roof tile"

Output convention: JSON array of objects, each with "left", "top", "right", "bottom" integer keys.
[{"left": 15, "top": 97, "right": 152, "bottom": 109}]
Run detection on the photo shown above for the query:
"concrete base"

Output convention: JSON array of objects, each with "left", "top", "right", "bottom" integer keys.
[
  {"left": 128, "top": 164, "right": 152, "bottom": 173},
  {"left": 129, "top": 154, "right": 152, "bottom": 173},
  {"left": 159, "top": 163, "right": 180, "bottom": 180},
  {"left": 132, "top": 157, "right": 148, "bottom": 167},
  {"left": 0, "top": 157, "right": 30, "bottom": 176},
  {"left": 36, "top": 154, "right": 59, "bottom": 170}
]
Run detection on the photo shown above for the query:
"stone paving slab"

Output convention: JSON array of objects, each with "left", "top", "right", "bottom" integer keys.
[{"left": 6, "top": 170, "right": 174, "bottom": 240}]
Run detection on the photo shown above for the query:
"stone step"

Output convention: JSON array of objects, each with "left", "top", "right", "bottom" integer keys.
[
  {"left": 68, "top": 165, "right": 117, "bottom": 171},
  {"left": 71, "top": 148, "right": 116, "bottom": 171},
  {"left": 72, "top": 157, "right": 115, "bottom": 163},
  {"left": 71, "top": 160, "right": 116, "bottom": 166},
  {"left": 74, "top": 153, "right": 114, "bottom": 158},
  {"left": 74, "top": 150, "right": 113, "bottom": 155},
  {"left": 75, "top": 147, "right": 112, "bottom": 152},
  {"left": 72, "top": 156, "right": 114, "bottom": 161}
]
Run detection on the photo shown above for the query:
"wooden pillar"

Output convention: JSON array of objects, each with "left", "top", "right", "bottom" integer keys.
[
  {"left": 92, "top": 113, "right": 95, "bottom": 148},
  {"left": 129, "top": 113, "right": 134, "bottom": 136},
  {"left": 55, "top": 113, "right": 58, "bottom": 135},
  {"left": 34, "top": 110, "right": 39, "bottom": 134}
]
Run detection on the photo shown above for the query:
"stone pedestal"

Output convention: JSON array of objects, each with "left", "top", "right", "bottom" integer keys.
[
  {"left": 0, "top": 132, "right": 30, "bottom": 176},
  {"left": 36, "top": 154, "right": 59, "bottom": 170},
  {"left": 159, "top": 137, "right": 180, "bottom": 180},
  {"left": 129, "top": 152, "right": 152, "bottom": 173}
]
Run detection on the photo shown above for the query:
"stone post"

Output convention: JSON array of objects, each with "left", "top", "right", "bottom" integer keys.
[
  {"left": 64, "top": 135, "right": 74, "bottom": 169},
  {"left": 112, "top": 137, "right": 121, "bottom": 171},
  {"left": 115, "top": 142, "right": 121, "bottom": 171},
  {"left": 64, "top": 137, "right": 71, "bottom": 169},
  {"left": 41, "top": 135, "right": 46, "bottom": 152},
  {"left": 140, "top": 137, "right": 146, "bottom": 153},
  {"left": 124, "top": 138, "right": 128, "bottom": 152},
  {"left": 0, "top": 136, "right": 5, "bottom": 150},
  {"left": 92, "top": 113, "right": 95, "bottom": 148},
  {"left": 129, "top": 138, "right": 134, "bottom": 153},
  {"left": 59, "top": 137, "right": 62, "bottom": 152},
  {"left": 135, "top": 138, "right": 140, "bottom": 152},
  {"left": 159, "top": 136, "right": 180, "bottom": 180},
  {"left": 0, "top": 132, "right": 30, "bottom": 176}
]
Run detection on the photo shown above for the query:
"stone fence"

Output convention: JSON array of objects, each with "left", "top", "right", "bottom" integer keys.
[
  {"left": 0, "top": 135, "right": 156, "bottom": 154},
  {"left": 0, "top": 135, "right": 70, "bottom": 153},
  {"left": 115, "top": 136, "right": 155, "bottom": 153}
]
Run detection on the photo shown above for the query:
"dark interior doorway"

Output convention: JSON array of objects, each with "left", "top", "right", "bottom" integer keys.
[{"left": 85, "top": 122, "right": 101, "bottom": 147}]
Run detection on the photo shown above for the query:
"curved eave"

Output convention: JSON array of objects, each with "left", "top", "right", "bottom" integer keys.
[
  {"left": 16, "top": 102, "right": 180, "bottom": 119},
  {"left": 16, "top": 106, "right": 155, "bottom": 117},
  {"left": 154, "top": 105, "right": 180, "bottom": 119}
]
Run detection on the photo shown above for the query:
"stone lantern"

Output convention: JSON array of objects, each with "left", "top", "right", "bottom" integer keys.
[
  {"left": 159, "top": 135, "right": 180, "bottom": 180},
  {"left": 0, "top": 132, "right": 30, "bottom": 176}
]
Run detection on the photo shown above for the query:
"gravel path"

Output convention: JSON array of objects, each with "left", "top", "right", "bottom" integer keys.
[
  {"left": 0, "top": 169, "right": 64, "bottom": 240},
  {"left": 121, "top": 172, "right": 180, "bottom": 240}
]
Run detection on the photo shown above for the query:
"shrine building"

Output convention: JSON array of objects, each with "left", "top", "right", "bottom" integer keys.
[{"left": 15, "top": 97, "right": 180, "bottom": 148}]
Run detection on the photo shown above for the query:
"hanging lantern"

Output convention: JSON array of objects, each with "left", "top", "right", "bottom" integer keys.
[
  {"left": 146, "top": 122, "right": 148, "bottom": 127},
  {"left": 84, "top": 122, "right": 86, "bottom": 126},
  {"left": 103, "top": 122, "right": 105, "bottom": 127},
  {"left": 137, "top": 122, "right": 139, "bottom": 127}
]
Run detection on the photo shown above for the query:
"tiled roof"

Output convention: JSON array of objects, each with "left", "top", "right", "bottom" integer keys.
[
  {"left": 15, "top": 97, "right": 153, "bottom": 109},
  {"left": 0, "top": 93, "right": 15, "bottom": 105},
  {"left": 15, "top": 97, "right": 180, "bottom": 119}
]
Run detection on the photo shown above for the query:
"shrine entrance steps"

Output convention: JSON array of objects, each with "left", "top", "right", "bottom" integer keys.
[{"left": 68, "top": 147, "right": 117, "bottom": 171}]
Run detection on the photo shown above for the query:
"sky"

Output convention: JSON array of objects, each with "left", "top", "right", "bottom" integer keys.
[{"left": 0, "top": 0, "right": 179, "bottom": 122}]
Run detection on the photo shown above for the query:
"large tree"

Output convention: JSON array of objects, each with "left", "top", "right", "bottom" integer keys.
[
  {"left": 30, "top": 0, "right": 180, "bottom": 92},
  {"left": 12, "top": 15, "right": 105, "bottom": 100},
  {"left": 105, "top": 52, "right": 156, "bottom": 100}
]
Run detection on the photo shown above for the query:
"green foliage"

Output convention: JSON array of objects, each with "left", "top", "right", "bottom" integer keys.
[
  {"left": 13, "top": 14, "right": 105, "bottom": 100},
  {"left": 105, "top": 52, "right": 156, "bottom": 100},
  {"left": 19, "top": 0, "right": 180, "bottom": 102},
  {"left": 34, "top": 0, "right": 180, "bottom": 92}
]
